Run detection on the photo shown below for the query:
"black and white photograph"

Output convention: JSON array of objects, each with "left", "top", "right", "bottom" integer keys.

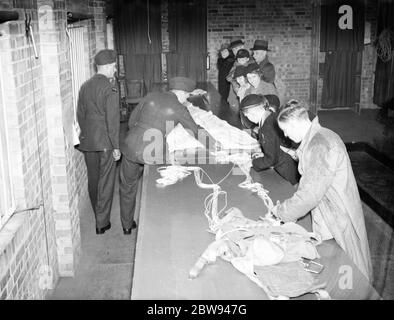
[{"left": 0, "top": 0, "right": 393, "bottom": 307}]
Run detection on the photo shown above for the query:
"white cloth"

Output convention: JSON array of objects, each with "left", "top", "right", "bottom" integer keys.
[
  {"left": 166, "top": 123, "right": 205, "bottom": 153},
  {"left": 186, "top": 104, "right": 259, "bottom": 150}
]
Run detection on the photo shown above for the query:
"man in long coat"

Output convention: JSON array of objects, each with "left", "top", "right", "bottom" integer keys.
[
  {"left": 119, "top": 77, "right": 199, "bottom": 234},
  {"left": 274, "top": 101, "right": 373, "bottom": 281}
]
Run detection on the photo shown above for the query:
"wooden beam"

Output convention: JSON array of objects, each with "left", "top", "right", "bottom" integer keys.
[{"left": 310, "top": 0, "right": 321, "bottom": 114}]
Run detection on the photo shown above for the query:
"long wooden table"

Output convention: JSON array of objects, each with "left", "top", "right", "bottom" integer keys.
[{"left": 131, "top": 163, "right": 380, "bottom": 300}]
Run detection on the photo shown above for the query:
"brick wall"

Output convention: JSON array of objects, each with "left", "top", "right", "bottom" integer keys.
[
  {"left": 207, "top": 0, "right": 313, "bottom": 103},
  {"left": 156, "top": 0, "right": 376, "bottom": 108},
  {"left": 89, "top": 0, "right": 106, "bottom": 52},
  {"left": 0, "top": 0, "right": 59, "bottom": 299},
  {"left": 38, "top": 0, "right": 83, "bottom": 277},
  {"left": 0, "top": 0, "right": 106, "bottom": 299}
]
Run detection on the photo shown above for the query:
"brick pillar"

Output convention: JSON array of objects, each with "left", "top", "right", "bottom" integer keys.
[
  {"left": 88, "top": 0, "right": 106, "bottom": 51},
  {"left": 0, "top": 1, "right": 60, "bottom": 298},
  {"left": 37, "top": 0, "right": 80, "bottom": 277}
]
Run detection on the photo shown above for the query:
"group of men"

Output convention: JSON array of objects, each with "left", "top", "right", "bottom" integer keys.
[
  {"left": 77, "top": 49, "right": 202, "bottom": 235},
  {"left": 76, "top": 46, "right": 372, "bottom": 282},
  {"left": 217, "top": 38, "right": 277, "bottom": 109}
]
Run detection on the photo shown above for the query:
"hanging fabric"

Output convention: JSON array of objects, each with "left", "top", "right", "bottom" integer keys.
[
  {"left": 114, "top": 0, "right": 162, "bottom": 91},
  {"left": 167, "top": 0, "right": 207, "bottom": 82},
  {"left": 320, "top": 0, "right": 365, "bottom": 52}
]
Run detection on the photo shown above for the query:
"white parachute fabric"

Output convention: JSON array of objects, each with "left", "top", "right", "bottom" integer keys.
[
  {"left": 166, "top": 123, "right": 205, "bottom": 154},
  {"left": 186, "top": 104, "right": 260, "bottom": 151}
]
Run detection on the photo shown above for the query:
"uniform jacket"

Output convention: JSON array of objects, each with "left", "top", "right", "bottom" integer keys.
[
  {"left": 121, "top": 91, "right": 199, "bottom": 164},
  {"left": 252, "top": 112, "right": 299, "bottom": 185},
  {"left": 77, "top": 74, "right": 120, "bottom": 152},
  {"left": 277, "top": 117, "right": 372, "bottom": 280},
  {"left": 259, "top": 56, "right": 276, "bottom": 83}
]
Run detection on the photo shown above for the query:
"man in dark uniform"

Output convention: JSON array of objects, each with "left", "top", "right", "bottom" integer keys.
[
  {"left": 239, "top": 94, "right": 300, "bottom": 185},
  {"left": 119, "top": 77, "right": 200, "bottom": 234},
  {"left": 77, "top": 49, "right": 120, "bottom": 235},
  {"left": 250, "top": 39, "right": 276, "bottom": 83},
  {"left": 217, "top": 43, "right": 235, "bottom": 101}
]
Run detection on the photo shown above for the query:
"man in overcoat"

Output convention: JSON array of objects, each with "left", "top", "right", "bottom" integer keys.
[{"left": 119, "top": 77, "right": 200, "bottom": 234}]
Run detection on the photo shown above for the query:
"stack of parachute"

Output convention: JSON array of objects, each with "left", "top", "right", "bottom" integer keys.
[{"left": 189, "top": 207, "right": 330, "bottom": 300}]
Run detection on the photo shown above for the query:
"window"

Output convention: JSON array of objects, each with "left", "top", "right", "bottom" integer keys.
[
  {"left": 67, "top": 25, "right": 89, "bottom": 116},
  {"left": 0, "top": 54, "right": 15, "bottom": 230}
]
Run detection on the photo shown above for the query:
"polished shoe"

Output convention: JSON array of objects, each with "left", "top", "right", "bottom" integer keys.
[
  {"left": 123, "top": 220, "right": 137, "bottom": 235},
  {"left": 96, "top": 222, "right": 111, "bottom": 235}
]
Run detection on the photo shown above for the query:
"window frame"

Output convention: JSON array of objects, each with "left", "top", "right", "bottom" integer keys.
[{"left": 0, "top": 53, "right": 16, "bottom": 230}]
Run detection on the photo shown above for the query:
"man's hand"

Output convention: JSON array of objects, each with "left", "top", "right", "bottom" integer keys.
[
  {"left": 190, "top": 89, "right": 207, "bottom": 96},
  {"left": 113, "top": 149, "right": 121, "bottom": 161},
  {"left": 252, "top": 152, "right": 264, "bottom": 159},
  {"left": 280, "top": 145, "right": 298, "bottom": 161},
  {"left": 269, "top": 201, "right": 281, "bottom": 220}
]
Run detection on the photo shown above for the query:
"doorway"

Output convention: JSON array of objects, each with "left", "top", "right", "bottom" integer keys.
[
  {"left": 166, "top": 0, "right": 207, "bottom": 83},
  {"left": 320, "top": 0, "right": 365, "bottom": 111},
  {"left": 113, "top": 0, "right": 162, "bottom": 92}
]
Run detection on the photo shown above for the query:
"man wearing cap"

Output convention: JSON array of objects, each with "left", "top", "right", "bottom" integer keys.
[
  {"left": 119, "top": 77, "right": 200, "bottom": 234},
  {"left": 77, "top": 49, "right": 120, "bottom": 235},
  {"left": 250, "top": 39, "right": 276, "bottom": 83},
  {"left": 239, "top": 94, "right": 300, "bottom": 186}
]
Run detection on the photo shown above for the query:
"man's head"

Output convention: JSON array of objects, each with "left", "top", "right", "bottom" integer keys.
[
  {"left": 236, "top": 49, "right": 250, "bottom": 66},
  {"left": 250, "top": 40, "right": 271, "bottom": 63},
  {"left": 239, "top": 94, "right": 270, "bottom": 124},
  {"left": 253, "top": 50, "right": 267, "bottom": 63},
  {"left": 95, "top": 49, "right": 117, "bottom": 78},
  {"left": 169, "top": 77, "right": 196, "bottom": 104},
  {"left": 229, "top": 39, "right": 245, "bottom": 56},
  {"left": 277, "top": 99, "right": 311, "bottom": 143}
]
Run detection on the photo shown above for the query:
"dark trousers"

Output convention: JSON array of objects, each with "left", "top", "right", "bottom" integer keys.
[
  {"left": 119, "top": 157, "right": 144, "bottom": 229},
  {"left": 84, "top": 150, "right": 116, "bottom": 228}
]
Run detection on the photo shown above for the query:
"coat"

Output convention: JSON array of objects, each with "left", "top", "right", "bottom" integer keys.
[
  {"left": 121, "top": 91, "right": 199, "bottom": 164},
  {"left": 259, "top": 56, "right": 276, "bottom": 83},
  {"left": 217, "top": 53, "right": 235, "bottom": 100},
  {"left": 77, "top": 74, "right": 120, "bottom": 151},
  {"left": 276, "top": 117, "right": 373, "bottom": 280},
  {"left": 252, "top": 113, "right": 300, "bottom": 185}
]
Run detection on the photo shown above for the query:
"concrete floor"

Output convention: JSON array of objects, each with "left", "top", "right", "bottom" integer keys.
[
  {"left": 49, "top": 108, "right": 394, "bottom": 300},
  {"left": 49, "top": 166, "right": 138, "bottom": 300}
]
